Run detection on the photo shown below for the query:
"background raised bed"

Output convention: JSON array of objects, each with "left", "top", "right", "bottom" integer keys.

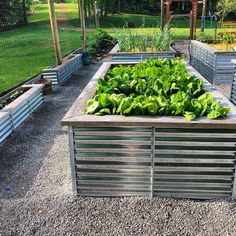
[
  {"left": 108, "top": 44, "right": 176, "bottom": 62},
  {"left": 0, "top": 84, "right": 44, "bottom": 144},
  {"left": 42, "top": 54, "right": 83, "bottom": 86},
  {"left": 190, "top": 40, "right": 236, "bottom": 85},
  {"left": 230, "top": 60, "right": 236, "bottom": 105},
  {"left": 62, "top": 62, "right": 236, "bottom": 200}
]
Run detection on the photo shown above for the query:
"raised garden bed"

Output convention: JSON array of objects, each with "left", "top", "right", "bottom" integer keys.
[
  {"left": 0, "top": 84, "right": 44, "bottom": 144},
  {"left": 108, "top": 44, "right": 176, "bottom": 62},
  {"left": 42, "top": 54, "right": 83, "bottom": 86},
  {"left": 230, "top": 60, "right": 236, "bottom": 105},
  {"left": 190, "top": 40, "right": 236, "bottom": 85},
  {"left": 62, "top": 61, "right": 236, "bottom": 200}
]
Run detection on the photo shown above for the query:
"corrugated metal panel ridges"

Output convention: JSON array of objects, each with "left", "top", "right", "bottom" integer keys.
[
  {"left": 74, "top": 127, "right": 152, "bottom": 197},
  {"left": 43, "top": 54, "right": 83, "bottom": 86},
  {"left": 0, "top": 91, "right": 43, "bottom": 144},
  {"left": 154, "top": 128, "right": 236, "bottom": 199},
  {"left": 190, "top": 41, "right": 236, "bottom": 85},
  {"left": 230, "top": 66, "right": 236, "bottom": 105},
  {"left": 71, "top": 126, "right": 236, "bottom": 199},
  {"left": 112, "top": 54, "right": 174, "bottom": 63}
]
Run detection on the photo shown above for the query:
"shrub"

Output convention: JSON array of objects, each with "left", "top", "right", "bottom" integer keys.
[{"left": 87, "top": 29, "right": 113, "bottom": 57}]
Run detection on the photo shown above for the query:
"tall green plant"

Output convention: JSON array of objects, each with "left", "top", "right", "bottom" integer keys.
[
  {"left": 221, "top": 32, "right": 235, "bottom": 50},
  {"left": 152, "top": 28, "right": 173, "bottom": 51}
]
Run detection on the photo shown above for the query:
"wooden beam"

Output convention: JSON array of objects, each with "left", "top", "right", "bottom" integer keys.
[
  {"left": 166, "top": 0, "right": 171, "bottom": 30},
  {"left": 191, "top": 0, "right": 198, "bottom": 39},
  {"left": 47, "top": 0, "right": 62, "bottom": 66},
  {"left": 95, "top": 1, "right": 100, "bottom": 28},
  {"left": 79, "top": 0, "right": 86, "bottom": 49},
  {"left": 201, "top": 0, "right": 207, "bottom": 32},
  {"left": 161, "top": 0, "right": 165, "bottom": 30}
]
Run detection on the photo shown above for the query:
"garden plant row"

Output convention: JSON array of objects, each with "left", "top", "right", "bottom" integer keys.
[{"left": 85, "top": 58, "right": 231, "bottom": 121}]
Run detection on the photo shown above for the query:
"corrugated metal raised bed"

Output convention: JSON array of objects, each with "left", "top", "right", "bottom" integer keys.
[
  {"left": 190, "top": 40, "right": 236, "bottom": 85},
  {"left": 108, "top": 44, "right": 176, "bottom": 62},
  {"left": 230, "top": 60, "right": 236, "bottom": 105},
  {"left": 43, "top": 54, "right": 83, "bottom": 86},
  {"left": 61, "top": 62, "right": 236, "bottom": 200},
  {"left": 0, "top": 84, "right": 44, "bottom": 144}
]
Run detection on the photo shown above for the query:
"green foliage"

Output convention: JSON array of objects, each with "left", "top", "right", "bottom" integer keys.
[
  {"left": 0, "top": 0, "right": 36, "bottom": 30},
  {"left": 0, "top": 88, "right": 24, "bottom": 110},
  {"left": 152, "top": 27, "right": 173, "bottom": 51},
  {"left": 115, "top": 27, "right": 173, "bottom": 52},
  {"left": 85, "top": 58, "right": 231, "bottom": 120},
  {"left": 221, "top": 32, "right": 235, "bottom": 50},
  {"left": 87, "top": 29, "right": 113, "bottom": 56},
  {"left": 197, "top": 32, "right": 213, "bottom": 43},
  {"left": 216, "top": 0, "right": 236, "bottom": 23}
]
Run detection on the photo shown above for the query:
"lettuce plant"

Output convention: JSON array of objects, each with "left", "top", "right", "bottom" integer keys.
[{"left": 85, "top": 58, "right": 231, "bottom": 121}]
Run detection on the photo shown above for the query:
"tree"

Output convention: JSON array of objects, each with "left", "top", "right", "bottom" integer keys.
[{"left": 216, "top": 0, "right": 236, "bottom": 23}]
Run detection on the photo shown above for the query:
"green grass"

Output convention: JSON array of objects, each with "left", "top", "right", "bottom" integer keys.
[
  {"left": 0, "top": 4, "right": 81, "bottom": 95},
  {"left": 0, "top": 3, "right": 235, "bottom": 95}
]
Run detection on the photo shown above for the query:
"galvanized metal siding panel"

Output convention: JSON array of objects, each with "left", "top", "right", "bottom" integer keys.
[
  {"left": 190, "top": 41, "right": 236, "bottom": 85},
  {"left": 0, "top": 116, "right": 12, "bottom": 143},
  {"left": 43, "top": 54, "right": 83, "bottom": 86},
  {"left": 154, "top": 128, "right": 236, "bottom": 199},
  {"left": 190, "top": 41, "right": 215, "bottom": 84},
  {"left": 0, "top": 90, "right": 44, "bottom": 144},
  {"left": 72, "top": 127, "right": 152, "bottom": 197},
  {"left": 230, "top": 66, "right": 236, "bottom": 105},
  {"left": 70, "top": 126, "right": 236, "bottom": 199},
  {"left": 215, "top": 54, "right": 236, "bottom": 84},
  {"left": 112, "top": 54, "right": 175, "bottom": 63}
]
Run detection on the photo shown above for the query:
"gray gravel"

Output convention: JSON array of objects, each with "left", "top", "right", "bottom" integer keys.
[{"left": 1, "top": 62, "right": 236, "bottom": 236}]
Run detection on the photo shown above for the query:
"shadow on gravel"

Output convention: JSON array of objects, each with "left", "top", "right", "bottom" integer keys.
[{"left": 0, "top": 63, "right": 101, "bottom": 200}]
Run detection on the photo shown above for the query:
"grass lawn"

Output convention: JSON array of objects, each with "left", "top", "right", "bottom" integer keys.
[
  {"left": 0, "top": 4, "right": 81, "bottom": 95},
  {"left": 0, "top": 3, "right": 235, "bottom": 95}
]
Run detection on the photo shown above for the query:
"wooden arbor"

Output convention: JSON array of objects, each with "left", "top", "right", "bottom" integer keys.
[{"left": 166, "top": 0, "right": 198, "bottom": 39}]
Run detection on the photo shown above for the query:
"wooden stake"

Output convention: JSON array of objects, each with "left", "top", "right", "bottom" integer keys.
[
  {"left": 79, "top": 0, "right": 86, "bottom": 49},
  {"left": 191, "top": 0, "right": 198, "bottom": 39},
  {"left": 166, "top": 0, "right": 171, "bottom": 30},
  {"left": 95, "top": 1, "right": 100, "bottom": 28},
  {"left": 201, "top": 0, "right": 207, "bottom": 32},
  {"left": 161, "top": 0, "right": 165, "bottom": 31},
  {"left": 47, "top": 0, "right": 62, "bottom": 66}
]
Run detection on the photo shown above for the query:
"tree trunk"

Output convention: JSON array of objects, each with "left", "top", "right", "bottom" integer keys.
[
  {"left": 117, "top": 0, "right": 121, "bottom": 12},
  {"left": 21, "top": 0, "right": 28, "bottom": 24},
  {"left": 87, "top": 0, "right": 91, "bottom": 17}
]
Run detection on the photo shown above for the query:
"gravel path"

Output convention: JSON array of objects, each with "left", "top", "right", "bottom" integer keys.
[{"left": 1, "top": 62, "right": 236, "bottom": 236}]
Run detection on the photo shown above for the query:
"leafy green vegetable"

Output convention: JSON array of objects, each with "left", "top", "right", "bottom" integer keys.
[
  {"left": 84, "top": 58, "right": 231, "bottom": 120},
  {"left": 184, "top": 112, "right": 197, "bottom": 121}
]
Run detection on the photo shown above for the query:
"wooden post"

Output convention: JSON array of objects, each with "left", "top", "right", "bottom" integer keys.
[
  {"left": 47, "top": 0, "right": 62, "bottom": 66},
  {"left": 201, "top": 0, "right": 207, "bottom": 32},
  {"left": 161, "top": 0, "right": 165, "bottom": 30},
  {"left": 79, "top": 0, "right": 86, "bottom": 49},
  {"left": 166, "top": 0, "right": 171, "bottom": 30},
  {"left": 190, "top": 10, "right": 193, "bottom": 39},
  {"left": 191, "top": 0, "right": 198, "bottom": 39},
  {"left": 95, "top": 1, "right": 100, "bottom": 28}
]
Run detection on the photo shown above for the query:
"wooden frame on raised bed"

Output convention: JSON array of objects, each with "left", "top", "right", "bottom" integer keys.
[
  {"left": 62, "top": 61, "right": 236, "bottom": 200},
  {"left": 108, "top": 44, "right": 176, "bottom": 62},
  {"left": 0, "top": 84, "right": 44, "bottom": 144},
  {"left": 190, "top": 40, "right": 236, "bottom": 85}
]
